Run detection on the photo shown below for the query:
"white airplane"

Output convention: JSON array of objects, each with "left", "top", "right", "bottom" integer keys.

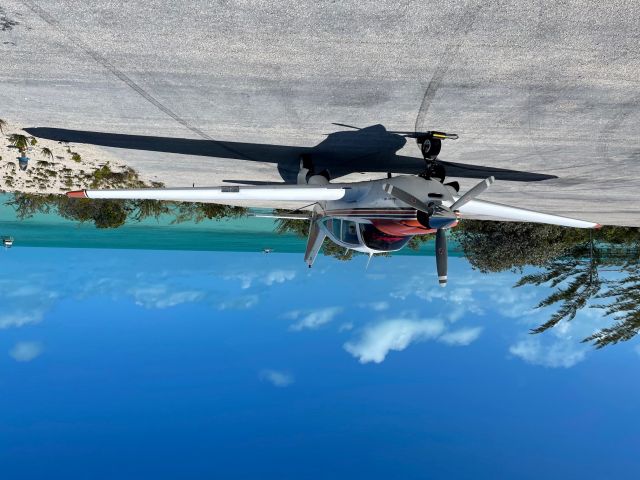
[{"left": 67, "top": 132, "right": 599, "bottom": 286}]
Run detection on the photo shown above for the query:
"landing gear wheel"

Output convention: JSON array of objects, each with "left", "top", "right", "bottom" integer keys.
[
  {"left": 317, "top": 169, "right": 331, "bottom": 181},
  {"left": 421, "top": 137, "right": 441, "bottom": 161}
]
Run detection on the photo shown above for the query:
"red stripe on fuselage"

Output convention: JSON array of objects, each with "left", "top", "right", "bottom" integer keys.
[
  {"left": 371, "top": 220, "right": 436, "bottom": 236},
  {"left": 326, "top": 208, "right": 417, "bottom": 219}
]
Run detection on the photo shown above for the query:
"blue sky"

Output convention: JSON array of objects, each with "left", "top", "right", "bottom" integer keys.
[{"left": 0, "top": 247, "right": 639, "bottom": 479}]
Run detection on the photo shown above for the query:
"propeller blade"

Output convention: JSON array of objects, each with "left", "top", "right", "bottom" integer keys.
[
  {"left": 386, "top": 130, "right": 420, "bottom": 138},
  {"left": 436, "top": 228, "right": 448, "bottom": 287},
  {"left": 383, "top": 184, "right": 433, "bottom": 215},
  {"left": 450, "top": 176, "right": 495, "bottom": 211}
]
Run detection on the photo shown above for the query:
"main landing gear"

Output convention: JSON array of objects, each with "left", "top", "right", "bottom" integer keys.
[
  {"left": 298, "top": 154, "right": 331, "bottom": 185},
  {"left": 417, "top": 131, "right": 458, "bottom": 186}
]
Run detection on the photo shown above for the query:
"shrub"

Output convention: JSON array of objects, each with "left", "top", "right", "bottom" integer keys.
[{"left": 40, "top": 147, "right": 54, "bottom": 161}]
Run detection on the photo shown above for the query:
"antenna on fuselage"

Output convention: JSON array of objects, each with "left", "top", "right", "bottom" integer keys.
[{"left": 365, "top": 252, "right": 374, "bottom": 270}]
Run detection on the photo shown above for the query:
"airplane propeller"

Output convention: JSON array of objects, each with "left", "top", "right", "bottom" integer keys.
[
  {"left": 382, "top": 184, "right": 434, "bottom": 216},
  {"left": 434, "top": 176, "right": 495, "bottom": 287},
  {"left": 387, "top": 130, "right": 459, "bottom": 141},
  {"left": 450, "top": 176, "right": 495, "bottom": 211},
  {"left": 385, "top": 176, "right": 496, "bottom": 288},
  {"left": 435, "top": 228, "right": 448, "bottom": 287}
]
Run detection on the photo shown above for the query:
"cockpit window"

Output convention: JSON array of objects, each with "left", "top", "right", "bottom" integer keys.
[
  {"left": 341, "top": 221, "right": 360, "bottom": 245},
  {"left": 322, "top": 219, "right": 361, "bottom": 247},
  {"left": 359, "top": 224, "right": 411, "bottom": 252}
]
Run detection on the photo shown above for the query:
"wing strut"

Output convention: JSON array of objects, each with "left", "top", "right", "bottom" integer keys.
[{"left": 304, "top": 213, "right": 326, "bottom": 268}]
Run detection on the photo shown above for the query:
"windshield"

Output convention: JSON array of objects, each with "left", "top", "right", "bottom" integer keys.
[
  {"left": 341, "top": 221, "right": 360, "bottom": 245},
  {"left": 359, "top": 224, "right": 411, "bottom": 252},
  {"left": 322, "top": 219, "right": 361, "bottom": 247}
]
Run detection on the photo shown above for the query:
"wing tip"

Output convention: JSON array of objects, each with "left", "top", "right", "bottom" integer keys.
[{"left": 66, "top": 190, "right": 87, "bottom": 198}]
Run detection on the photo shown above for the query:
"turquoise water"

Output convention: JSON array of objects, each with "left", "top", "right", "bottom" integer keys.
[{"left": 0, "top": 194, "right": 449, "bottom": 255}]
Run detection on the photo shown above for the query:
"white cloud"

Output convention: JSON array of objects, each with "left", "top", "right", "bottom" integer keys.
[
  {"left": 129, "top": 285, "right": 204, "bottom": 309},
  {"left": 229, "top": 274, "right": 255, "bottom": 289},
  {"left": 288, "top": 307, "right": 343, "bottom": 331},
  {"left": 509, "top": 337, "right": 587, "bottom": 368},
  {"left": 260, "top": 369, "right": 294, "bottom": 387},
  {"left": 0, "top": 311, "right": 44, "bottom": 329},
  {"left": 439, "top": 327, "right": 483, "bottom": 346},
  {"left": 390, "top": 278, "right": 485, "bottom": 320},
  {"left": 218, "top": 294, "right": 259, "bottom": 310},
  {"left": 359, "top": 301, "right": 389, "bottom": 311},
  {"left": 339, "top": 322, "right": 354, "bottom": 332},
  {"left": 9, "top": 341, "right": 43, "bottom": 362},
  {"left": 225, "top": 270, "right": 296, "bottom": 289},
  {"left": 390, "top": 275, "right": 438, "bottom": 300},
  {"left": 262, "top": 270, "right": 296, "bottom": 286},
  {"left": 344, "top": 318, "right": 445, "bottom": 364},
  {"left": 447, "top": 306, "right": 466, "bottom": 323},
  {"left": 283, "top": 310, "right": 301, "bottom": 320},
  {"left": 490, "top": 288, "right": 538, "bottom": 319},
  {"left": 6, "top": 286, "right": 58, "bottom": 299}
]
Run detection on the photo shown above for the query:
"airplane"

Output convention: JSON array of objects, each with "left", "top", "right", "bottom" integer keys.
[{"left": 66, "top": 131, "right": 600, "bottom": 286}]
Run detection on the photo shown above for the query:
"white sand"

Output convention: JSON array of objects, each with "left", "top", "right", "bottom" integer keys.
[{"left": 0, "top": 120, "right": 156, "bottom": 195}]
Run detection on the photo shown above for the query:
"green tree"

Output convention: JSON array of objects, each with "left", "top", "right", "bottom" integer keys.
[
  {"left": 513, "top": 234, "right": 640, "bottom": 347},
  {"left": 582, "top": 261, "right": 640, "bottom": 348},
  {"left": 57, "top": 197, "right": 128, "bottom": 229},
  {"left": 129, "top": 199, "right": 172, "bottom": 222},
  {"left": 274, "top": 214, "right": 308, "bottom": 237},
  {"left": 8, "top": 133, "right": 29, "bottom": 154},
  {"left": 7, "top": 193, "right": 57, "bottom": 218},
  {"left": 171, "top": 202, "right": 247, "bottom": 223},
  {"left": 516, "top": 243, "right": 601, "bottom": 333},
  {"left": 40, "top": 147, "right": 54, "bottom": 162},
  {"left": 453, "top": 220, "right": 586, "bottom": 273}
]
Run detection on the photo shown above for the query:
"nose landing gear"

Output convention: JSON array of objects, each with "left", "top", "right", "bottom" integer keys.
[{"left": 417, "top": 131, "right": 458, "bottom": 183}]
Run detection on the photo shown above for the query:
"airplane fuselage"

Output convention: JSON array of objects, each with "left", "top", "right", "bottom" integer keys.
[{"left": 311, "top": 175, "right": 458, "bottom": 256}]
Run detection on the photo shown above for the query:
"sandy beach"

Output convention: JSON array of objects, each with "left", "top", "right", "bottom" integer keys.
[{"left": 0, "top": 119, "right": 157, "bottom": 194}]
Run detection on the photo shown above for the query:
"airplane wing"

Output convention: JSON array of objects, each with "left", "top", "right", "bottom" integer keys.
[
  {"left": 456, "top": 199, "right": 600, "bottom": 229},
  {"left": 66, "top": 185, "right": 347, "bottom": 202}
]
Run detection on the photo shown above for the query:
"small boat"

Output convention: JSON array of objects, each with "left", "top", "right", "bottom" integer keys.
[
  {"left": 2, "top": 236, "right": 14, "bottom": 248},
  {"left": 263, "top": 248, "right": 274, "bottom": 254}
]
